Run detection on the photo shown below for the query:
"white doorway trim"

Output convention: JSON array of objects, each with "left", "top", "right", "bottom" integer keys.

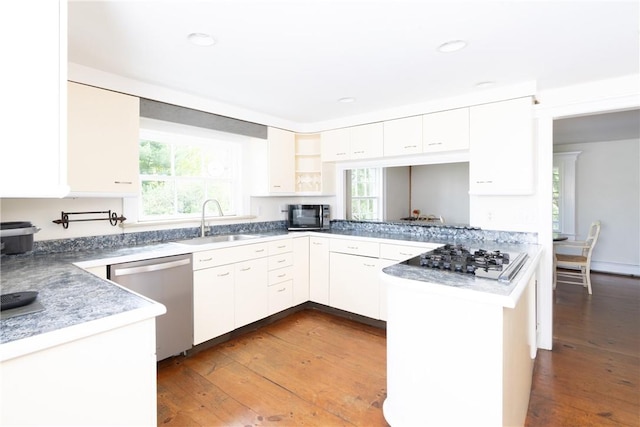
[{"left": 534, "top": 85, "right": 639, "bottom": 350}]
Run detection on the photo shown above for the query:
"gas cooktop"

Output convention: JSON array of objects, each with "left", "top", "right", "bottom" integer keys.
[{"left": 403, "top": 244, "right": 528, "bottom": 283}]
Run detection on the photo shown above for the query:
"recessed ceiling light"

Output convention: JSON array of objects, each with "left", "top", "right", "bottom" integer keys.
[
  {"left": 437, "top": 40, "right": 467, "bottom": 53},
  {"left": 475, "top": 81, "right": 495, "bottom": 88},
  {"left": 187, "top": 32, "right": 216, "bottom": 47},
  {"left": 338, "top": 97, "right": 356, "bottom": 103}
]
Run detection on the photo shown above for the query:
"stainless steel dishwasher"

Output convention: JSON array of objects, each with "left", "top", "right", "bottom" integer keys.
[{"left": 108, "top": 254, "right": 193, "bottom": 361}]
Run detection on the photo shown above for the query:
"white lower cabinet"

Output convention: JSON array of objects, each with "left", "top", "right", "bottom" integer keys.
[
  {"left": 330, "top": 252, "right": 381, "bottom": 319},
  {"left": 234, "top": 257, "right": 269, "bottom": 329},
  {"left": 193, "top": 265, "right": 235, "bottom": 345},
  {"left": 309, "top": 236, "right": 330, "bottom": 305},
  {"left": 292, "top": 236, "right": 310, "bottom": 305}
]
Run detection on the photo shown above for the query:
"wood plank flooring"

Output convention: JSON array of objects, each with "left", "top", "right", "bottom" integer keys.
[
  {"left": 525, "top": 272, "right": 640, "bottom": 427},
  {"left": 157, "top": 272, "right": 639, "bottom": 426},
  {"left": 157, "top": 310, "right": 388, "bottom": 426}
]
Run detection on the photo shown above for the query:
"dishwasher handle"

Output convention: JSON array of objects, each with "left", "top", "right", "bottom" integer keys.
[{"left": 111, "top": 258, "right": 191, "bottom": 277}]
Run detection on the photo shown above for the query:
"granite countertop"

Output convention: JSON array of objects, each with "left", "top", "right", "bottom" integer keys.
[
  {"left": 0, "top": 227, "right": 540, "bottom": 360},
  {"left": 0, "top": 244, "right": 188, "bottom": 360},
  {"left": 381, "top": 242, "right": 543, "bottom": 307}
]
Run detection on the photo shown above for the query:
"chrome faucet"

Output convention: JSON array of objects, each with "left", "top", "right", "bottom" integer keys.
[{"left": 201, "top": 199, "right": 224, "bottom": 237}]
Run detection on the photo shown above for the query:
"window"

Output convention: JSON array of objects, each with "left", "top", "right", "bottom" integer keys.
[
  {"left": 552, "top": 166, "right": 562, "bottom": 231},
  {"left": 552, "top": 152, "right": 580, "bottom": 235},
  {"left": 138, "top": 122, "right": 243, "bottom": 221},
  {"left": 347, "top": 168, "right": 382, "bottom": 221}
]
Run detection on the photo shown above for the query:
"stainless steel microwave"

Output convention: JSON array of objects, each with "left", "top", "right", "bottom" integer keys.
[{"left": 287, "top": 204, "right": 330, "bottom": 230}]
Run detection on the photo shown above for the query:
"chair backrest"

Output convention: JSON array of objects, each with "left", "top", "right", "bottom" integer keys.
[{"left": 583, "top": 221, "right": 601, "bottom": 259}]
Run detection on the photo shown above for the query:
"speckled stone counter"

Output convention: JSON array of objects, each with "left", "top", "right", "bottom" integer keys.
[
  {"left": 1, "top": 219, "right": 540, "bottom": 361},
  {"left": 382, "top": 242, "right": 543, "bottom": 307},
  {"left": 0, "top": 244, "right": 185, "bottom": 355}
]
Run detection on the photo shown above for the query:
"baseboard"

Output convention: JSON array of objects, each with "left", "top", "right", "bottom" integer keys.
[{"left": 591, "top": 261, "right": 640, "bottom": 277}]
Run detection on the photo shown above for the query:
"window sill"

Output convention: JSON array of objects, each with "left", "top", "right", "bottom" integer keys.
[{"left": 120, "top": 215, "right": 258, "bottom": 230}]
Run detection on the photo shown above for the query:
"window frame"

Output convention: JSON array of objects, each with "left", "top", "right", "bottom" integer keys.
[
  {"left": 345, "top": 167, "right": 383, "bottom": 221},
  {"left": 124, "top": 118, "right": 249, "bottom": 225},
  {"left": 552, "top": 151, "right": 580, "bottom": 236}
]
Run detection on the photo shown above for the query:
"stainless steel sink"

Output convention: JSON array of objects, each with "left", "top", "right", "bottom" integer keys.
[{"left": 175, "top": 234, "right": 264, "bottom": 245}]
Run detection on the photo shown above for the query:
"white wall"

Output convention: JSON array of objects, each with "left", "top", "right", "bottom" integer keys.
[
  {"left": 410, "top": 163, "right": 470, "bottom": 225},
  {"left": 0, "top": 198, "right": 123, "bottom": 241},
  {"left": 554, "top": 138, "right": 640, "bottom": 275},
  {"left": 384, "top": 166, "right": 410, "bottom": 220}
]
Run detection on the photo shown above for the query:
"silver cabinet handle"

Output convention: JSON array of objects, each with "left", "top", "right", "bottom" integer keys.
[
  {"left": 198, "top": 257, "right": 213, "bottom": 262},
  {"left": 277, "top": 287, "right": 286, "bottom": 292},
  {"left": 112, "top": 258, "right": 190, "bottom": 276},
  {"left": 240, "top": 267, "right": 251, "bottom": 272},
  {"left": 217, "top": 272, "right": 230, "bottom": 277},
  {"left": 114, "top": 181, "right": 133, "bottom": 185},
  {"left": 255, "top": 249, "right": 265, "bottom": 253},
  {"left": 427, "top": 142, "right": 443, "bottom": 146}
]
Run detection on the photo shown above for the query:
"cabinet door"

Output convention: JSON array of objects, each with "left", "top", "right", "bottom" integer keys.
[
  {"left": 234, "top": 257, "right": 268, "bottom": 328},
  {"left": 469, "top": 97, "right": 534, "bottom": 195},
  {"left": 1, "top": 0, "right": 68, "bottom": 197},
  {"left": 67, "top": 82, "right": 140, "bottom": 195},
  {"left": 309, "top": 236, "right": 330, "bottom": 305},
  {"left": 383, "top": 116, "right": 422, "bottom": 157},
  {"left": 292, "top": 236, "right": 310, "bottom": 306},
  {"left": 378, "top": 258, "right": 398, "bottom": 321},
  {"left": 422, "top": 108, "right": 469, "bottom": 153},
  {"left": 351, "top": 123, "right": 383, "bottom": 159},
  {"left": 267, "top": 127, "right": 295, "bottom": 193},
  {"left": 321, "top": 128, "right": 350, "bottom": 162},
  {"left": 193, "top": 265, "right": 235, "bottom": 344},
  {"left": 329, "top": 252, "right": 380, "bottom": 319}
]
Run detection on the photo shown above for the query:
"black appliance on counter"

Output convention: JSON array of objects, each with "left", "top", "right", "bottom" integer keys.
[
  {"left": 1, "top": 221, "right": 40, "bottom": 254},
  {"left": 403, "top": 244, "right": 528, "bottom": 283},
  {"left": 287, "top": 204, "right": 330, "bottom": 231}
]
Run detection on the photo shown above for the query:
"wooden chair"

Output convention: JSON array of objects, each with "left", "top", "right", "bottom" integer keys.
[{"left": 554, "top": 221, "right": 601, "bottom": 294}]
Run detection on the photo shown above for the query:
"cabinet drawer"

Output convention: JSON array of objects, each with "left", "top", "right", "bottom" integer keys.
[
  {"left": 192, "top": 249, "right": 224, "bottom": 270},
  {"left": 193, "top": 242, "right": 269, "bottom": 270},
  {"left": 380, "top": 243, "right": 436, "bottom": 261},
  {"left": 268, "top": 280, "right": 293, "bottom": 315},
  {"left": 236, "top": 242, "right": 269, "bottom": 260},
  {"left": 330, "top": 238, "right": 379, "bottom": 258},
  {"left": 268, "top": 238, "right": 293, "bottom": 255},
  {"left": 268, "top": 266, "right": 294, "bottom": 285},
  {"left": 268, "top": 252, "right": 293, "bottom": 270}
]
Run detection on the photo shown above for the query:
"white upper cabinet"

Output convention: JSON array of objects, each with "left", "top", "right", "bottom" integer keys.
[
  {"left": 0, "top": 0, "right": 69, "bottom": 198},
  {"left": 321, "top": 128, "right": 350, "bottom": 161},
  {"left": 321, "top": 124, "right": 384, "bottom": 162},
  {"left": 67, "top": 82, "right": 140, "bottom": 196},
  {"left": 383, "top": 116, "right": 423, "bottom": 157},
  {"left": 469, "top": 97, "right": 534, "bottom": 195},
  {"left": 267, "top": 127, "right": 295, "bottom": 193},
  {"left": 422, "top": 108, "right": 470, "bottom": 153},
  {"left": 350, "top": 122, "right": 384, "bottom": 159}
]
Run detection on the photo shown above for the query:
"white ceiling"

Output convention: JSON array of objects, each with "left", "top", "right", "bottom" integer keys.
[{"left": 68, "top": 1, "right": 639, "bottom": 131}]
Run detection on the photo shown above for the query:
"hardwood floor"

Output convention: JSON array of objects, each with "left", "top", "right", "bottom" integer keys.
[
  {"left": 157, "top": 310, "right": 388, "bottom": 426},
  {"left": 157, "top": 272, "right": 639, "bottom": 426},
  {"left": 525, "top": 272, "right": 640, "bottom": 427}
]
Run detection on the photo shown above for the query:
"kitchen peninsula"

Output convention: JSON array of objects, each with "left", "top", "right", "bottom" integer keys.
[{"left": 381, "top": 241, "right": 541, "bottom": 427}]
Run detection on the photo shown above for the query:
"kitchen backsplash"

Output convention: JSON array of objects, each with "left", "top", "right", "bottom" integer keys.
[
  {"left": 330, "top": 220, "right": 538, "bottom": 244},
  {"left": 9, "top": 219, "right": 537, "bottom": 256},
  {"left": 29, "top": 221, "right": 288, "bottom": 255}
]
